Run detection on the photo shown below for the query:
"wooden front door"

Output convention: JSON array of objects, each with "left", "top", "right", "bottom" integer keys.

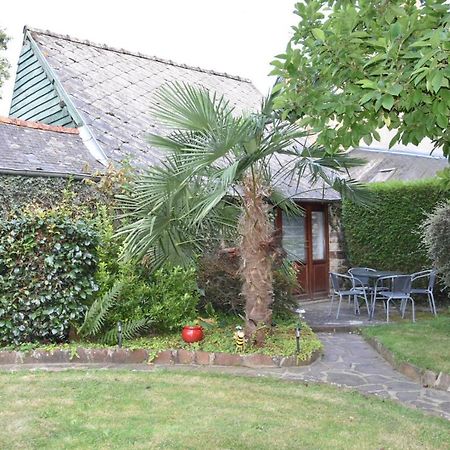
[{"left": 277, "top": 203, "right": 329, "bottom": 299}]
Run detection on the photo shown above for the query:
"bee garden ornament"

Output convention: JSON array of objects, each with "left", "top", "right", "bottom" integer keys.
[{"left": 234, "top": 326, "right": 246, "bottom": 352}]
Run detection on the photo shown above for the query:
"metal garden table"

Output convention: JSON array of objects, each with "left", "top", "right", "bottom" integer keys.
[{"left": 349, "top": 269, "right": 404, "bottom": 320}]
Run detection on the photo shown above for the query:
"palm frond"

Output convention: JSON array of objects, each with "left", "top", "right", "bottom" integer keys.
[
  {"left": 269, "top": 188, "right": 304, "bottom": 217},
  {"left": 150, "top": 81, "right": 233, "bottom": 131},
  {"left": 331, "top": 177, "right": 375, "bottom": 206}
]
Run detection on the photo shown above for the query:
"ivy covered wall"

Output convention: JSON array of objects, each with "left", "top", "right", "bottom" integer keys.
[{"left": 0, "top": 174, "right": 105, "bottom": 216}]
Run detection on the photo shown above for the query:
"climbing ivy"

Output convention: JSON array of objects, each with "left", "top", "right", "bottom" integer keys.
[{"left": 0, "top": 206, "right": 99, "bottom": 345}]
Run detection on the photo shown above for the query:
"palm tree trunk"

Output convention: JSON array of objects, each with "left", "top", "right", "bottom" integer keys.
[{"left": 239, "top": 173, "right": 274, "bottom": 347}]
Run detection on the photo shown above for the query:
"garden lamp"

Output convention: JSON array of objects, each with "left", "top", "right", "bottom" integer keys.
[
  {"left": 295, "top": 309, "right": 305, "bottom": 354},
  {"left": 117, "top": 321, "right": 123, "bottom": 348}
]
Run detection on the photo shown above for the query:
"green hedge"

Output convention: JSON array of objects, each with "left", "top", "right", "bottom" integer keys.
[
  {"left": 0, "top": 207, "right": 99, "bottom": 345},
  {"left": 342, "top": 179, "right": 449, "bottom": 273}
]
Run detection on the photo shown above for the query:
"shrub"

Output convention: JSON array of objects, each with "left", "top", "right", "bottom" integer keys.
[
  {"left": 342, "top": 179, "right": 449, "bottom": 273},
  {"left": 198, "top": 252, "right": 298, "bottom": 317},
  {"left": 79, "top": 209, "right": 200, "bottom": 339},
  {"left": 421, "top": 201, "right": 450, "bottom": 293},
  {"left": 0, "top": 207, "right": 98, "bottom": 345},
  {"left": 144, "top": 265, "right": 200, "bottom": 332},
  {"left": 78, "top": 207, "right": 153, "bottom": 343}
]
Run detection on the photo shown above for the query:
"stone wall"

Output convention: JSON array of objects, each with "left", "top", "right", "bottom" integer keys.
[{"left": 328, "top": 203, "right": 348, "bottom": 274}]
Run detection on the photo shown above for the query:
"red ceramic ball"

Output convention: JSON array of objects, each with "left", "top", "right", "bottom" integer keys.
[{"left": 182, "top": 325, "right": 204, "bottom": 343}]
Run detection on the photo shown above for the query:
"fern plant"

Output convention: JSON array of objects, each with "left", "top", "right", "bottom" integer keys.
[
  {"left": 78, "top": 280, "right": 151, "bottom": 343},
  {"left": 101, "top": 318, "right": 151, "bottom": 345},
  {"left": 78, "top": 280, "right": 124, "bottom": 338}
]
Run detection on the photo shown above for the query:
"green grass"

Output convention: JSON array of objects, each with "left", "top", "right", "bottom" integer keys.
[
  {"left": 0, "top": 370, "right": 448, "bottom": 450},
  {"left": 362, "top": 315, "right": 450, "bottom": 374}
]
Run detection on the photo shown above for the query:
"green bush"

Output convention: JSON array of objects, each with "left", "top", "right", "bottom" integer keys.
[
  {"left": 144, "top": 265, "right": 200, "bottom": 332},
  {"left": 77, "top": 207, "right": 153, "bottom": 343},
  {"left": 79, "top": 209, "right": 200, "bottom": 340},
  {"left": 421, "top": 201, "right": 450, "bottom": 293},
  {"left": 198, "top": 252, "right": 298, "bottom": 317},
  {"left": 92, "top": 207, "right": 152, "bottom": 324},
  {"left": 342, "top": 179, "right": 448, "bottom": 273},
  {"left": 0, "top": 207, "right": 98, "bottom": 345}
]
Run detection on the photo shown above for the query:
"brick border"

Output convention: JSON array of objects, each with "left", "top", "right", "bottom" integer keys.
[
  {"left": 364, "top": 336, "right": 450, "bottom": 392},
  {"left": 0, "top": 116, "right": 79, "bottom": 134},
  {"left": 0, "top": 347, "right": 322, "bottom": 368}
]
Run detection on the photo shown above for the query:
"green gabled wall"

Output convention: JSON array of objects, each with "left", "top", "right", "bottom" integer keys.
[{"left": 9, "top": 37, "right": 75, "bottom": 127}]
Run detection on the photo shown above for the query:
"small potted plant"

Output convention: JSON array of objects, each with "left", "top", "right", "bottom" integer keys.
[{"left": 181, "top": 320, "right": 204, "bottom": 343}]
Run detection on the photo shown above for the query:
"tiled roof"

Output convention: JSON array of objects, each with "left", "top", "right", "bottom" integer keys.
[
  {"left": 349, "top": 148, "right": 448, "bottom": 183},
  {"left": 28, "top": 27, "right": 262, "bottom": 168},
  {"left": 0, "top": 117, "right": 103, "bottom": 176}
]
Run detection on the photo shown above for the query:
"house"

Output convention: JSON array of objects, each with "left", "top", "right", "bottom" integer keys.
[{"left": 2, "top": 26, "right": 448, "bottom": 299}]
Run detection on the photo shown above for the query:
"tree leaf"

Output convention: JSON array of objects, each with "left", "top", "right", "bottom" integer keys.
[
  {"left": 311, "top": 28, "right": 325, "bottom": 42},
  {"left": 437, "top": 114, "right": 448, "bottom": 129},
  {"left": 382, "top": 95, "right": 395, "bottom": 111},
  {"left": 386, "top": 84, "right": 403, "bottom": 96},
  {"left": 432, "top": 71, "right": 444, "bottom": 93},
  {"left": 359, "top": 92, "right": 375, "bottom": 105}
]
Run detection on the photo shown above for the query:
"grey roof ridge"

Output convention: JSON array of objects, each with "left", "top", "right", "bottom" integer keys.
[
  {"left": 355, "top": 146, "right": 446, "bottom": 160},
  {"left": 25, "top": 25, "right": 255, "bottom": 84}
]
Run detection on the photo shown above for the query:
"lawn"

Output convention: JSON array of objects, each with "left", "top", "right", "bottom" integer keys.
[
  {"left": 0, "top": 370, "right": 449, "bottom": 449},
  {"left": 362, "top": 315, "right": 450, "bottom": 374}
]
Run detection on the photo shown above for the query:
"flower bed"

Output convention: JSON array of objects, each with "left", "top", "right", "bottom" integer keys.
[{"left": 0, "top": 323, "right": 323, "bottom": 368}]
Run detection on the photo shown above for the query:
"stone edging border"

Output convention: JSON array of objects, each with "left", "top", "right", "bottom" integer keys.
[
  {"left": 0, "top": 347, "right": 322, "bottom": 369},
  {"left": 364, "top": 336, "right": 450, "bottom": 392}
]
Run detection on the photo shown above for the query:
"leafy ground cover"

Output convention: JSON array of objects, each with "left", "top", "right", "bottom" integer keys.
[
  {"left": 0, "top": 321, "right": 322, "bottom": 363},
  {"left": 0, "top": 370, "right": 448, "bottom": 450},
  {"left": 362, "top": 315, "right": 450, "bottom": 374}
]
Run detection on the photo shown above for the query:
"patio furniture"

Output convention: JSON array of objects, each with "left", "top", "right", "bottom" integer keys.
[
  {"left": 348, "top": 267, "right": 376, "bottom": 287},
  {"left": 329, "top": 272, "right": 370, "bottom": 319},
  {"left": 349, "top": 267, "right": 393, "bottom": 303},
  {"left": 409, "top": 269, "right": 437, "bottom": 316},
  {"left": 348, "top": 267, "right": 376, "bottom": 301},
  {"left": 371, "top": 275, "right": 415, "bottom": 323}
]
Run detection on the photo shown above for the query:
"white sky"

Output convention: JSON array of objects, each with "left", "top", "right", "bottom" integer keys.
[
  {"left": 0, "top": 0, "right": 444, "bottom": 156},
  {"left": 0, "top": 0, "right": 295, "bottom": 115}
]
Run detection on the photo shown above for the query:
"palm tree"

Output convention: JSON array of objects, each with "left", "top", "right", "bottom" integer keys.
[{"left": 118, "top": 83, "right": 367, "bottom": 347}]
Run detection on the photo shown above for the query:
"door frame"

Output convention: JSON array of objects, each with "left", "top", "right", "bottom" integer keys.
[{"left": 276, "top": 201, "right": 330, "bottom": 299}]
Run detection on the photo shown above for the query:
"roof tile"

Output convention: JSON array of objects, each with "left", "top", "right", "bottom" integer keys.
[{"left": 28, "top": 27, "right": 262, "bottom": 168}]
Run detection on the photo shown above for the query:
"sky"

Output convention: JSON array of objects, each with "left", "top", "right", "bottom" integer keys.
[
  {"left": 0, "top": 0, "right": 443, "bottom": 156},
  {"left": 0, "top": 0, "right": 296, "bottom": 115}
]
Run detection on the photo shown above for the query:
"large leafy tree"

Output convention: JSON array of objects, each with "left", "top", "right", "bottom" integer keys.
[
  {"left": 0, "top": 29, "right": 9, "bottom": 98},
  {"left": 271, "top": 0, "right": 450, "bottom": 156},
  {"left": 119, "top": 83, "right": 366, "bottom": 346}
]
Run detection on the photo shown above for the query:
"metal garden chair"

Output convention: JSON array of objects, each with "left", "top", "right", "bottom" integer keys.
[
  {"left": 329, "top": 272, "right": 370, "bottom": 320},
  {"left": 409, "top": 269, "right": 437, "bottom": 316},
  {"left": 371, "top": 275, "right": 415, "bottom": 323},
  {"left": 348, "top": 267, "right": 376, "bottom": 287},
  {"left": 348, "top": 267, "right": 376, "bottom": 301}
]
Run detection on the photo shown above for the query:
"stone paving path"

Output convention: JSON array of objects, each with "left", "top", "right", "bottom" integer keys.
[
  {"left": 1, "top": 333, "right": 450, "bottom": 421},
  {"left": 283, "top": 333, "right": 450, "bottom": 420}
]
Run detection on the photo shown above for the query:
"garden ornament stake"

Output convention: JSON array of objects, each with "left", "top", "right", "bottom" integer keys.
[
  {"left": 117, "top": 321, "right": 123, "bottom": 348},
  {"left": 234, "top": 326, "right": 246, "bottom": 352},
  {"left": 296, "top": 310, "right": 305, "bottom": 354}
]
